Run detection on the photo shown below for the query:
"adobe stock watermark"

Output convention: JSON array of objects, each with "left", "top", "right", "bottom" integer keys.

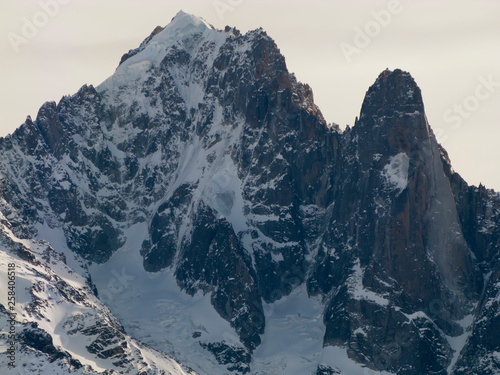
[
  {"left": 99, "top": 267, "right": 136, "bottom": 302},
  {"left": 435, "top": 74, "right": 499, "bottom": 143},
  {"left": 340, "top": 0, "right": 404, "bottom": 63},
  {"left": 7, "top": 0, "right": 72, "bottom": 54},
  {"left": 213, "top": 0, "right": 244, "bottom": 21}
]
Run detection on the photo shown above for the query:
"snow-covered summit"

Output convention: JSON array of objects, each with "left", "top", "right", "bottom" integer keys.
[
  {"left": 99, "top": 10, "right": 225, "bottom": 92},
  {"left": 150, "top": 10, "right": 217, "bottom": 51},
  {"left": 168, "top": 10, "right": 215, "bottom": 33}
]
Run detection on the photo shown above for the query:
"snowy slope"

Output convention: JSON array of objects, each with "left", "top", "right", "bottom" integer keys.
[{"left": 0, "top": 213, "right": 196, "bottom": 374}]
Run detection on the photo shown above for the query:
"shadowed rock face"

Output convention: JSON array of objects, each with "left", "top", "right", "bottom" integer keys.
[
  {"left": 0, "top": 13, "right": 499, "bottom": 374},
  {"left": 354, "top": 69, "right": 478, "bottom": 305},
  {"left": 313, "top": 69, "right": 484, "bottom": 373}
]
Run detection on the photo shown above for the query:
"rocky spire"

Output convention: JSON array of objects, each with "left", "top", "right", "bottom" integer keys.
[
  {"left": 360, "top": 68, "right": 425, "bottom": 119},
  {"left": 353, "top": 69, "right": 431, "bottom": 168}
]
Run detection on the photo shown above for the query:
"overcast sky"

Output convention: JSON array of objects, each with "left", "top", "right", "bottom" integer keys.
[{"left": 0, "top": 0, "right": 499, "bottom": 190}]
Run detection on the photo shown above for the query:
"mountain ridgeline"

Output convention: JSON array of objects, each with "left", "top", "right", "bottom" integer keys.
[{"left": 1, "top": 11, "right": 499, "bottom": 375}]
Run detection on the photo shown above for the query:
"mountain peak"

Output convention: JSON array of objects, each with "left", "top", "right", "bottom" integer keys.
[
  {"left": 360, "top": 68, "right": 424, "bottom": 119},
  {"left": 104, "top": 10, "right": 223, "bottom": 90},
  {"left": 169, "top": 10, "right": 214, "bottom": 31},
  {"left": 354, "top": 69, "right": 431, "bottom": 164}
]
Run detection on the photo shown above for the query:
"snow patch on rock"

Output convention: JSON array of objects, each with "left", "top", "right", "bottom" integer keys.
[
  {"left": 348, "top": 259, "right": 390, "bottom": 306},
  {"left": 382, "top": 152, "right": 409, "bottom": 193}
]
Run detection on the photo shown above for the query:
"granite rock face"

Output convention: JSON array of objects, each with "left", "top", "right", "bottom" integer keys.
[
  {"left": 0, "top": 11, "right": 499, "bottom": 375},
  {"left": 311, "top": 69, "right": 482, "bottom": 374}
]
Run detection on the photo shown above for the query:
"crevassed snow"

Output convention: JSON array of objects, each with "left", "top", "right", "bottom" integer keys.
[
  {"left": 249, "top": 286, "right": 392, "bottom": 374},
  {"left": 0, "top": 11, "right": 433, "bottom": 375},
  {"left": 88, "top": 225, "right": 397, "bottom": 374},
  {"left": 251, "top": 285, "right": 325, "bottom": 374},
  {"left": 382, "top": 152, "right": 409, "bottom": 193}
]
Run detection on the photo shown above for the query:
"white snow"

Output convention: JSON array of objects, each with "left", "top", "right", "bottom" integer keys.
[
  {"left": 0, "top": 232, "right": 109, "bottom": 371},
  {"left": 0, "top": 221, "right": 193, "bottom": 375},
  {"left": 98, "top": 10, "right": 228, "bottom": 100},
  {"left": 348, "top": 259, "right": 390, "bottom": 306},
  {"left": 396, "top": 307, "right": 475, "bottom": 374},
  {"left": 251, "top": 285, "right": 395, "bottom": 375},
  {"left": 382, "top": 152, "right": 409, "bottom": 194},
  {"left": 34, "top": 222, "right": 88, "bottom": 277},
  {"left": 89, "top": 223, "right": 238, "bottom": 374},
  {"left": 251, "top": 286, "right": 325, "bottom": 374},
  {"left": 89, "top": 232, "right": 397, "bottom": 375},
  {"left": 353, "top": 327, "right": 368, "bottom": 337},
  {"left": 446, "top": 314, "right": 474, "bottom": 373}
]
